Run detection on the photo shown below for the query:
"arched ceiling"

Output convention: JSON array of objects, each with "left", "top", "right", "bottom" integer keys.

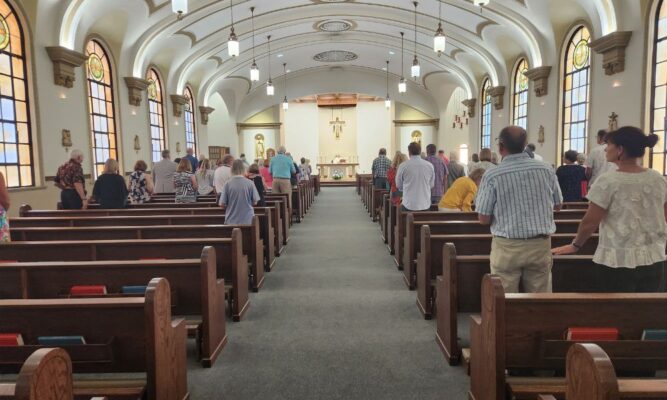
[{"left": 55, "top": 0, "right": 619, "bottom": 105}]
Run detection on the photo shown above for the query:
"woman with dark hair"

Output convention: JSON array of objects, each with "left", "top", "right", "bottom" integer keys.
[
  {"left": 553, "top": 127, "right": 666, "bottom": 292},
  {"left": 247, "top": 163, "right": 266, "bottom": 206},
  {"left": 556, "top": 150, "right": 587, "bottom": 201},
  {"left": 128, "top": 160, "right": 153, "bottom": 204}
]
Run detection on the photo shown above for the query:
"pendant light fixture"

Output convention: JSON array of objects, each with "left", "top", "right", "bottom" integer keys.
[
  {"left": 266, "top": 35, "right": 274, "bottom": 96},
  {"left": 411, "top": 1, "right": 421, "bottom": 79},
  {"left": 282, "top": 63, "right": 289, "bottom": 111},
  {"left": 227, "top": 0, "right": 239, "bottom": 58},
  {"left": 249, "top": 7, "right": 259, "bottom": 82},
  {"left": 433, "top": 0, "right": 446, "bottom": 55},
  {"left": 385, "top": 60, "right": 391, "bottom": 109},
  {"left": 474, "top": 0, "right": 490, "bottom": 6},
  {"left": 398, "top": 32, "right": 407, "bottom": 93},
  {"left": 172, "top": 0, "right": 187, "bottom": 19}
]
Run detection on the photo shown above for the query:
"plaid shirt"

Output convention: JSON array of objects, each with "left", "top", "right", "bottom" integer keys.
[{"left": 372, "top": 155, "right": 391, "bottom": 178}]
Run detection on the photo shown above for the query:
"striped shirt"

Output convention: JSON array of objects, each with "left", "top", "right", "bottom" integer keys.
[{"left": 475, "top": 152, "right": 563, "bottom": 239}]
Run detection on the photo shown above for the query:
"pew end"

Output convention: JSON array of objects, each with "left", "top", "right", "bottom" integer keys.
[
  {"left": 566, "top": 343, "right": 620, "bottom": 400},
  {"left": 13, "top": 348, "right": 73, "bottom": 400}
]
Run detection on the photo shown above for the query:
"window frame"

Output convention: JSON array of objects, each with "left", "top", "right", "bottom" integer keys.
[
  {"left": 560, "top": 25, "right": 591, "bottom": 161},
  {"left": 84, "top": 38, "right": 119, "bottom": 179},
  {"left": 184, "top": 86, "right": 197, "bottom": 156},
  {"left": 511, "top": 58, "right": 529, "bottom": 129},
  {"left": 480, "top": 78, "right": 492, "bottom": 150},
  {"left": 0, "top": 0, "right": 34, "bottom": 188},
  {"left": 650, "top": 0, "right": 667, "bottom": 174},
  {"left": 146, "top": 67, "right": 167, "bottom": 163}
]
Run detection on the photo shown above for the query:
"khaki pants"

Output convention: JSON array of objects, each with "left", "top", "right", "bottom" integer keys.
[
  {"left": 272, "top": 178, "right": 293, "bottom": 211},
  {"left": 490, "top": 236, "right": 552, "bottom": 293}
]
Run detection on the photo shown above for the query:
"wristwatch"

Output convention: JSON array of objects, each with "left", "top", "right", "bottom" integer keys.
[{"left": 571, "top": 240, "right": 582, "bottom": 250}]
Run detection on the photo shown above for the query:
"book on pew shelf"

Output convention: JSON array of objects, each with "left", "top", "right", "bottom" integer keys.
[
  {"left": 641, "top": 329, "right": 667, "bottom": 340},
  {"left": 0, "top": 333, "right": 24, "bottom": 346},
  {"left": 37, "top": 336, "right": 86, "bottom": 345},
  {"left": 565, "top": 327, "right": 619, "bottom": 341},
  {"left": 121, "top": 285, "right": 148, "bottom": 294},
  {"left": 69, "top": 285, "right": 107, "bottom": 296}
]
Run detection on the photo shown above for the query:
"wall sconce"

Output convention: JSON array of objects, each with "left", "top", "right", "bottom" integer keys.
[
  {"left": 612, "top": 80, "right": 622, "bottom": 88},
  {"left": 133, "top": 135, "right": 141, "bottom": 154},
  {"left": 131, "top": 108, "right": 137, "bottom": 116},
  {"left": 59, "top": 92, "right": 67, "bottom": 99}
]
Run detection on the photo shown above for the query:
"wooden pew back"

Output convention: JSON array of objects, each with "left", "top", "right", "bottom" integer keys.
[
  {"left": 0, "top": 278, "right": 188, "bottom": 400},
  {"left": 469, "top": 275, "right": 667, "bottom": 400},
  {"left": 1, "top": 348, "right": 73, "bottom": 400}
]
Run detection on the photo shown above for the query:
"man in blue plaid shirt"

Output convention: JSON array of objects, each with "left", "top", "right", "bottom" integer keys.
[{"left": 371, "top": 148, "right": 391, "bottom": 189}]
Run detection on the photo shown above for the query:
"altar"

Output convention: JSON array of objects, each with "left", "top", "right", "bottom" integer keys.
[{"left": 318, "top": 162, "right": 359, "bottom": 182}]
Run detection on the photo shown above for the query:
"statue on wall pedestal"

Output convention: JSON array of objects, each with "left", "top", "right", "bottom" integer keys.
[
  {"left": 133, "top": 135, "right": 141, "bottom": 153},
  {"left": 61, "top": 129, "right": 72, "bottom": 151},
  {"left": 254, "top": 133, "right": 265, "bottom": 160},
  {"left": 608, "top": 112, "right": 618, "bottom": 132},
  {"left": 538, "top": 125, "right": 545, "bottom": 144},
  {"left": 411, "top": 130, "right": 422, "bottom": 146}
]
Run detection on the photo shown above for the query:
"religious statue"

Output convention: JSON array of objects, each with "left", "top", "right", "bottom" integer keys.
[
  {"left": 331, "top": 154, "right": 341, "bottom": 163},
  {"left": 411, "top": 130, "right": 422, "bottom": 146},
  {"left": 133, "top": 135, "right": 141, "bottom": 152},
  {"left": 254, "top": 133, "right": 265, "bottom": 160},
  {"left": 538, "top": 125, "right": 545, "bottom": 144},
  {"left": 61, "top": 129, "right": 72, "bottom": 151},
  {"left": 330, "top": 116, "right": 345, "bottom": 140},
  {"left": 608, "top": 112, "right": 618, "bottom": 132}
]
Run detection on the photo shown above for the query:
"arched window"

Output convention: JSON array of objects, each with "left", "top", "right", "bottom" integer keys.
[
  {"left": 512, "top": 59, "right": 529, "bottom": 129},
  {"left": 650, "top": 0, "right": 667, "bottom": 174},
  {"left": 562, "top": 26, "right": 591, "bottom": 159},
  {"left": 0, "top": 1, "right": 33, "bottom": 187},
  {"left": 480, "top": 78, "right": 492, "bottom": 149},
  {"left": 85, "top": 39, "right": 118, "bottom": 178},
  {"left": 147, "top": 68, "right": 166, "bottom": 163},
  {"left": 184, "top": 87, "right": 196, "bottom": 155}
]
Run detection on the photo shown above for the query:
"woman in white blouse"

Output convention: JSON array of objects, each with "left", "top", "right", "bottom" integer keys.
[{"left": 552, "top": 126, "right": 666, "bottom": 292}]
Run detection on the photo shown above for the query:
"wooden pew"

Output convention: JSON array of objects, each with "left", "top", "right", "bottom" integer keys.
[
  {"left": 312, "top": 175, "right": 321, "bottom": 196},
  {"left": 402, "top": 216, "right": 585, "bottom": 289},
  {"left": 380, "top": 193, "right": 390, "bottom": 244},
  {"left": 266, "top": 193, "right": 292, "bottom": 229},
  {"left": 468, "top": 275, "right": 667, "bottom": 400},
  {"left": 20, "top": 204, "right": 283, "bottom": 263},
  {"left": 393, "top": 205, "right": 438, "bottom": 269},
  {"left": 0, "top": 348, "right": 75, "bottom": 400},
  {"left": 356, "top": 173, "right": 371, "bottom": 195},
  {"left": 433, "top": 248, "right": 599, "bottom": 365},
  {"left": 0, "top": 234, "right": 250, "bottom": 321},
  {"left": 11, "top": 217, "right": 267, "bottom": 291},
  {"left": 0, "top": 247, "right": 226, "bottom": 368},
  {"left": 387, "top": 201, "right": 397, "bottom": 254},
  {"left": 371, "top": 188, "right": 388, "bottom": 222},
  {"left": 564, "top": 343, "right": 667, "bottom": 400},
  {"left": 0, "top": 278, "right": 188, "bottom": 400}
]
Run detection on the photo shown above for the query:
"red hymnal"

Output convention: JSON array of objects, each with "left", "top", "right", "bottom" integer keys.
[
  {"left": 0, "top": 333, "right": 24, "bottom": 346},
  {"left": 70, "top": 285, "right": 107, "bottom": 296},
  {"left": 566, "top": 327, "right": 619, "bottom": 341}
]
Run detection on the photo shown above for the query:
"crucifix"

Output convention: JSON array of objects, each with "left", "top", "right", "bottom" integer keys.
[{"left": 330, "top": 116, "right": 345, "bottom": 140}]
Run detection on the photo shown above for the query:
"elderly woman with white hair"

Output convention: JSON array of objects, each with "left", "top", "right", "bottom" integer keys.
[
  {"left": 54, "top": 149, "right": 88, "bottom": 209},
  {"left": 219, "top": 159, "right": 260, "bottom": 225},
  {"left": 91, "top": 158, "right": 128, "bottom": 209},
  {"left": 446, "top": 151, "right": 466, "bottom": 188}
]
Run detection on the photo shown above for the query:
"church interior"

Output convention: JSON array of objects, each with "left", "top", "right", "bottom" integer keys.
[{"left": 0, "top": 0, "right": 666, "bottom": 399}]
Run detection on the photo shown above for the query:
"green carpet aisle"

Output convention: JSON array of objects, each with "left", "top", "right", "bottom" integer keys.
[{"left": 187, "top": 187, "right": 469, "bottom": 399}]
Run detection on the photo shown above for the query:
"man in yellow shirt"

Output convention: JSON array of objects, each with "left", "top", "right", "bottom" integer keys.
[{"left": 438, "top": 168, "right": 485, "bottom": 212}]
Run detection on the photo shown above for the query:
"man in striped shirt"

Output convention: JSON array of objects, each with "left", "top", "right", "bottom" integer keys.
[{"left": 475, "top": 126, "right": 563, "bottom": 293}]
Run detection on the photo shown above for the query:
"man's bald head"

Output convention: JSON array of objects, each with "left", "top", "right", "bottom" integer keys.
[{"left": 498, "top": 126, "right": 527, "bottom": 155}]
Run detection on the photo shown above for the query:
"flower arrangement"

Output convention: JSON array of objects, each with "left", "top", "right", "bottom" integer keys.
[{"left": 332, "top": 172, "right": 343, "bottom": 180}]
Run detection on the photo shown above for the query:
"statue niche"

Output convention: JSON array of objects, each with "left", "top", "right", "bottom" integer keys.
[{"left": 411, "top": 130, "right": 423, "bottom": 146}]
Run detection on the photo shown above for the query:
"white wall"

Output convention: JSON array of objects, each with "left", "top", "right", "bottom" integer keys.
[
  {"left": 206, "top": 93, "right": 239, "bottom": 156},
  {"left": 284, "top": 102, "right": 319, "bottom": 167},
  {"left": 356, "top": 101, "right": 391, "bottom": 174}
]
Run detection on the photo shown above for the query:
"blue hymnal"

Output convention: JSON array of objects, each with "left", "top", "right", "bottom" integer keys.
[
  {"left": 37, "top": 336, "right": 86, "bottom": 345},
  {"left": 121, "top": 285, "right": 148, "bottom": 294},
  {"left": 641, "top": 329, "right": 667, "bottom": 340}
]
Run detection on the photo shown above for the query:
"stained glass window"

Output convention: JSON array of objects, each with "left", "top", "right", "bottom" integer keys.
[
  {"left": 0, "top": 0, "right": 33, "bottom": 187},
  {"left": 184, "top": 87, "right": 196, "bottom": 155},
  {"left": 512, "top": 59, "right": 529, "bottom": 129},
  {"left": 650, "top": 0, "right": 667, "bottom": 174},
  {"left": 562, "top": 26, "right": 591, "bottom": 159},
  {"left": 85, "top": 40, "right": 117, "bottom": 178},
  {"left": 480, "top": 78, "right": 492, "bottom": 149},
  {"left": 147, "top": 68, "right": 166, "bottom": 163}
]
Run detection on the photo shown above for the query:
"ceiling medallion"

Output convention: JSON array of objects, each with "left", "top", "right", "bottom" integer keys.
[
  {"left": 316, "top": 20, "right": 353, "bottom": 32},
  {"left": 313, "top": 50, "right": 358, "bottom": 63}
]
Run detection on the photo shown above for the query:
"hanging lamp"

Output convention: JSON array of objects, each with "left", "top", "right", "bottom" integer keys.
[
  {"left": 398, "top": 32, "right": 407, "bottom": 93},
  {"left": 474, "top": 0, "right": 490, "bottom": 6},
  {"left": 411, "top": 1, "right": 421, "bottom": 79},
  {"left": 172, "top": 0, "right": 187, "bottom": 19},
  {"left": 249, "top": 7, "right": 259, "bottom": 81},
  {"left": 266, "top": 35, "right": 274, "bottom": 96},
  {"left": 282, "top": 63, "right": 289, "bottom": 111},
  {"left": 433, "top": 0, "right": 446, "bottom": 55},
  {"left": 227, "top": 0, "right": 239, "bottom": 57},
  {"left": 385, "top": 60, "right": 391, "bottom": 109}
]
